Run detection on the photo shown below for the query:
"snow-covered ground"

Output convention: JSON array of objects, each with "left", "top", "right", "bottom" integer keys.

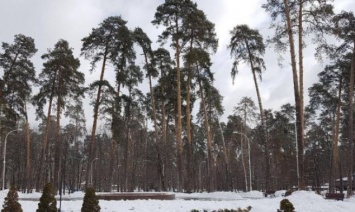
[{"left": 1, "top": 190, "right": 354, "bottom": 211}]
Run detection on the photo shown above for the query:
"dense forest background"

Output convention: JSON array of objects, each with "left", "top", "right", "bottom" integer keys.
[{"left": 0, "top": 0, "right": 354, "bottom": 197}]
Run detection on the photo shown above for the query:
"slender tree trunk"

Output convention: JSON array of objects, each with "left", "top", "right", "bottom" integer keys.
[
  {"left": 24, "top": 100, "right": 31, "bottom": 193},
  {"left": 160, "top": 85, "right": 168, "bottom": 191},
  {"left": 245, "top": 40, "right": 266, "bottom": 190},
  {"left": 85, "top": 48, "right": 108, "bottom": 188},
  {"left": 185, "top": 39, "right": 194, "bottom": 192},
  {"left": 54, "top": 70, "right": 63, "bottom": 193},
  {"left": 35, "top": 73, "right": 57, "bottom": 191},
  {"left": 198, "top": 77, "right": 214, "bottom": 192},
  {"left": 144, "top": 53, "right": 165, "bottom": 191},
  {"left": 298, "top": 1, "right": 306, "bottom": 191},
  {"left": 283, "top": 0, "right": 304, "bottom": 190},
  {"left": 216, "top": 114, "right": 231, "bottom": 190},
  {"left": 347, "top": 47, "right": 355, "bottom": 197},
  {"left": 331, "top": 78, "right": 342, "bottom": 193},
  {"left": 175, "top": 36, "right": 184, "bottom": 192}
]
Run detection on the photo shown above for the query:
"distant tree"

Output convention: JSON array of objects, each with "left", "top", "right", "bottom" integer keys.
[
  {"left": 133, "top": 27, "right": 166, "bottom": 190},
  {"left": 228, "top": 24, "right": 269, "bottom": 189},
  {"left": 234, "top": 97, "right": 257, "bottom": 191},
  {"left": 152, "top": 0, "right": 198, "bottom": 190},
  {"left": 182, "top": 7, "right": 218, "bottom": 192},
  {"left": 332, "top": 10, "right": 355, "bottom": 197},
  {"left": 153, "top": 48, "right": 174, "bottom": 190},
  {"left": 34, "top": 39, "right": 84, "bottom": 191},
  {"left": 1, "top": 186, "right": 22, "bottom": 212},
  {"left": 81, "top": 16, "right": 134, "bottom": 188},
  {"left": 185, "top": 48, "right": 215, "bottom": 191},
  {"left": 263, "top": 0, "right": 334, "bottom": 190},
  {"left": 37, "top": 183, "right": 57, "bottom": 212},
  {"left": 0, "top": 34, "right": 37, "bottom": 191},
  {"left": 81, "top": 187, "right": 100, "bottom": 212}
]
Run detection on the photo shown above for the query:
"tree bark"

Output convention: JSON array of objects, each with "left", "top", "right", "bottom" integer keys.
[
  {"left": 283, "top": 0, "right": 305, "bottom": 190},
  {"left": 347, "top": 47, "right": 355, "bottom": 197},
  {"left": 198, "top": 77, "right": 214, "bottom": 192},
  {"left": 245, "top": 39, "right": 265, "bottom": 190},
  {"left": 175, "top": 35, "right": 184, "bottom": 192},
  {"left": 85, "top": 47, "right": 108, "bottom": 188},
  {"left": 35, "top": 72, "right": 57, "bottom": 191},
  {"left": 54, "top": 69, "right": 63, "bottom": 192},
  {"left": 331, "top": 78, "right": 342, "bottom": 193}
]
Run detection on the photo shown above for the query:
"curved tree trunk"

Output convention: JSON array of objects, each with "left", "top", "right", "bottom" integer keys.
[{"left": 245, "top": 40, "right": 266, "bottom": 190}]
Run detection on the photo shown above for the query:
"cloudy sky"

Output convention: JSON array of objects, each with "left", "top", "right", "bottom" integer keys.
[{"left": 0, "top": 0, "right": 354, "bottom": 130}]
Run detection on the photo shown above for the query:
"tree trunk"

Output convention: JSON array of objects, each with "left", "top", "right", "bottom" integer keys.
[
  {"left": 347, "top": 47, "right": 355, "bottom": 197},
  {"left": 35, "top": 73, "right": 57, "bottom": 191},
  {"left": 216, "top": 114, "right": 231, "bottom": 190},
  {"left": 283, "top": 0, "right": 304, "bottom": 190},
  {"left": 175, "top": 36, "right": 184, "bottom": 192},
  {"left": 198, "top": 77, "right": 214, "bottom": 192},
  {"left": 245, "top": 39, "right": 265, "bottom": 190},
  {"left": 24, "top": 100, "right": 31, "bottom": 193},
  {"left": 185, "top": 39, "right": 194, "bottom": 192},
  {"left": 85, "top": 48, "right": 108, "bottom": 188},
  {"left": 54, "top": 69, "right": 63, "bottom": 193},
  {"left": 331, "top": 78, "right": 342, "bottom": 193}
]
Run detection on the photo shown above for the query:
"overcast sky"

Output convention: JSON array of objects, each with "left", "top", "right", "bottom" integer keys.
[{"left": 0, "top": 0, "right": 354, "bottom": 130}]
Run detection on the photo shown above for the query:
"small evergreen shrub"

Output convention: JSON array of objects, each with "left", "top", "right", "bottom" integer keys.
[
  {"left": 277, "top": 199, "right": 295, "bottom": 212},
  {"left": 1, "top": 186, "right": 22, "bottom": 212},
  {"left": 81, "top": 187, "right": 100, "bottom": 212},
  {"left": 37, "top": 183, "right": 57, "bottom": 212}
]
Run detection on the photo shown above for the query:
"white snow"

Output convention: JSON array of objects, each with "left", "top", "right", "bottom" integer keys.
[{"left": 0, "top": 190, "right": 354, "bottom": 211}]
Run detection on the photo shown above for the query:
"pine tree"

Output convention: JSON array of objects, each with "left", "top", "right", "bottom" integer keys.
[
  {"left": 37, "top": 183, "right": 57, "bottom": 212},
  {"left": 81, "top": 16, "right": 134, "bottom": 188},
  {"left": 81, "top": 187, "right": 100, "bottom": 212},
  {"left": 152, "top": 0, "right": 198, "bottom": 191},
  {"left": 1, "top": 186, "right": 22, "bottom": 212}
]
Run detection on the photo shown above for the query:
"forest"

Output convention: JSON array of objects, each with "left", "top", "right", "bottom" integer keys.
[{"left": 0, "top": 0, "right": 354, "bottom": 198}]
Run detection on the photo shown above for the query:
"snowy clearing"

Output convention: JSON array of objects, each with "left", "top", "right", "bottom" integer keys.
[{"left": 1, "top": 190, "right": 354, "bottom": 211}]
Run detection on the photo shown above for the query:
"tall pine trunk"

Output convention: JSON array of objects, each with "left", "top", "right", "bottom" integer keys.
[
  {"left": 246, "top": 40, "right": 264, "bottom": 190},
  {"left": 185, "top": 40, "right": 194, "bottom": 192},
  {"left": 54, "top": 70, "right": 63, "bottom": 192},
  {"left": 175, "top": 35, "right": 184, "bottom": 192},
  {"left": 198, "top": 77, "right": 214, "bottom": 192},
  {"left": 24, "top": 100, "right": 31, "bottom": 193},
  {"left": 85, "top": 48, "right": 108, "bottom": 187},
  {"left": 283, "top": 0, "right": 305, "bottom": 190},
  {"left": 35, "top": 72, "right": 57, "bottom": 191},
  {"left": 347, "top": 47, "right": 355, "bottom": 197},
  {"left": 331, "top": 78, "right": 342, "bottom": 192}
]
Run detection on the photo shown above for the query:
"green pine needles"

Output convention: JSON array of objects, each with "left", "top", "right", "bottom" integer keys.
[
  {"left": 81, "top": 187, "right": 100, "bottom": 212},
  {"left": 37, "top": 183, "right": 57, "bottom": 212},
  {"left": 1, "top": 186, "right": 22, "bottom": 212}
]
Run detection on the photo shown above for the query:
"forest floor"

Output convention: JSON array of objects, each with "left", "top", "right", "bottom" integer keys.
[{"left": 1, "top": 189, "right": 354, "bottom": 211}]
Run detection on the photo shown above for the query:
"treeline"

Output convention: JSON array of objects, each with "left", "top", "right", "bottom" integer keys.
[{"left": 0, "top": 0, "right": 354, "bottom": 196}]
